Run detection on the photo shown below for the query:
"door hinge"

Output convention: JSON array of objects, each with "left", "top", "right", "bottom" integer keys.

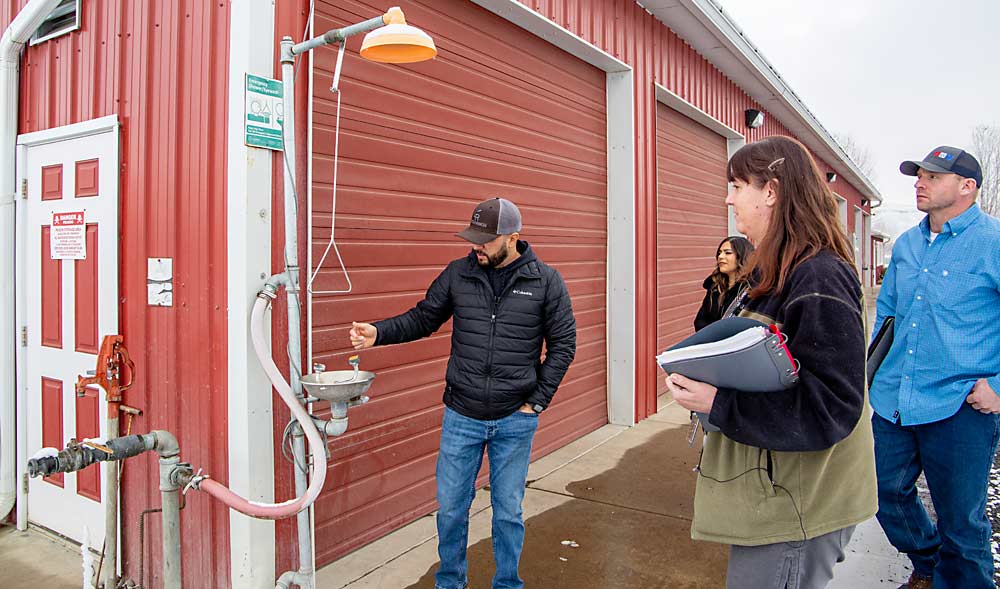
[
  {"left": 22, "top": 472, "right": 28, "bottom": 494},
  {"left": 20, "top": 326, "right": 27, "bottom": 347},
  {"left": 20, "top": 178, "right": 27, "bottom": 199}
]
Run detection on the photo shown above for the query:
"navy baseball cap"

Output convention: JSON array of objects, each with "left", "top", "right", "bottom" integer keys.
[
  {"left": 455, "top": 198, "right": 522, "bottom": 244},
  {"left": 900, "top": 146, "right": 982, "bottom": 188}
]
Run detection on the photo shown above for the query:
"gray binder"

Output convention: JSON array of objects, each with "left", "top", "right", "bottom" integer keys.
[{"left": 658, "top": 317, "right": 799, "bottom": 432}]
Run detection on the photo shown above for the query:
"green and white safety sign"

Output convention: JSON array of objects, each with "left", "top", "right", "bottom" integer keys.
[{"left": 245, "top": 73, "right": 284, "bottom": 151}]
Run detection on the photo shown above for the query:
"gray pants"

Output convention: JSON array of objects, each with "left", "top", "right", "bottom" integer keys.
[{"left": 726, "top": 526, "right": 856, "bottom": 589}]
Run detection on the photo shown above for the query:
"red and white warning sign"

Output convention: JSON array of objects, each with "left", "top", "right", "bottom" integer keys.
[{"left": 50, "top": 211, "right": 86, "bottom": 260}]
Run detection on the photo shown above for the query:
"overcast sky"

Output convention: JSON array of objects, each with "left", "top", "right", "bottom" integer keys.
[{"left": 715, "top": 0, "right": 1000, "bottom": 236}]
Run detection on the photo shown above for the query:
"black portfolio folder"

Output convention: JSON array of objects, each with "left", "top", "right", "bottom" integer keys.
[{"left": 867, "top": 316, "right": 895, "bottom": 387}]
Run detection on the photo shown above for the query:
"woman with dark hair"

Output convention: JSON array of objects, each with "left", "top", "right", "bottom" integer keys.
[
  {"left": 665, "top": 136, "right": 876, "bottom": 589},
  {"left": 693, "top": 236, "right": 754, "bottom": 331}
]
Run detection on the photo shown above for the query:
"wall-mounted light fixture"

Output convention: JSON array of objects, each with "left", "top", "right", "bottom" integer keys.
[
  {"left": 826, "top": 172, "right": 837, "bottom": 183},
  {"left": 745, "top": 109, "right": 765, "bottom": 129},
  {"left": 861, "top": 198, "right": 869, "bottom": 206},
  {"left": 360, "top": 7, "right": 437, "bottom": 63}
]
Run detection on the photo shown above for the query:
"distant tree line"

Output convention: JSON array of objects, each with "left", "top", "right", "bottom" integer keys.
[{"left": 972, "top": 125, "right": 1000, "bottom": 218}]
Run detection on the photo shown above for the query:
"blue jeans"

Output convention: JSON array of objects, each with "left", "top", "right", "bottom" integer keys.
[
  {"left": 434, "top": 406, "right": 538, "bottom": 589},
  {"left": 872, "top": 402, "right": 1000, "bottom": 589}
]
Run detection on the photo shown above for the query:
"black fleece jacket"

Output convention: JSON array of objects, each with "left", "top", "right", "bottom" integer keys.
[
  {"left": 694, "top": 276, "right": 744, "bottom": 331},
  {"left": 708, "top": 251, "right": 866, "bottom": 451},
  {"left": 373, "top": 241, "right": 577, "bottom": 420}
]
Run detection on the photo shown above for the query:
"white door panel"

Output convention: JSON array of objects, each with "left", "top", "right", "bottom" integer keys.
[{"left": 17, "top": 117, "right": 119, "bottom": 546}]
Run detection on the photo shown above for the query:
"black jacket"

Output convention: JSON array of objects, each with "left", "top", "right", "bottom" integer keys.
[
  {"left": 693, "top": 276, "right": 744, "bottom": 331},
  {"left": 373, "top": 241, "right": 577, "bottom": 420}
]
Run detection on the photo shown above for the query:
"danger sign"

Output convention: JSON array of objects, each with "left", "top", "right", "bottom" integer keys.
[{"left": 51, "top": 211, "right": 86, "bottom": 260}]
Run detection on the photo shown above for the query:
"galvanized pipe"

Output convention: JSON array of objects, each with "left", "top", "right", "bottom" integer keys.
[
  {"left": 159, "top": 461, "right": 182, "bottom": 589},
  {"left": 27, "top": 433, "right": 157, "bottom": 477},
  {"left": 154, "top": 430, "right": 183, "bottom": 589},
  {"left": 290, "top": 15, "right": 385, "bottom": 55},
  {"left": 104, "top": 415, "right": 120, "bottom": 589},
  {"left": 291, "top": 423, "right": 314, "bottom": 589},
  {"left": 277, "top": 35, "right": 314, "bottom": 589}
]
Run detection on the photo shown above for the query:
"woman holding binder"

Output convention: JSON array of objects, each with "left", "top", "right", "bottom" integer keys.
[
  {"left": 693, "top": 236, "right": 754, "bottom": 331},
  {"left": 665, "top": 135, "right": 877, "bottom": 589}
]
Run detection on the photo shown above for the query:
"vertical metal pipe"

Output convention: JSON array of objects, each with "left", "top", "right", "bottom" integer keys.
[
  {"left": 279, "top": 41, "right": 304, "bottom": 401},
  {"left": 160, "top": 487, "right": 182, "bottom": 589},
  {"left": 279, "top": 36, "right": 315, "bottom": 589},
  {"left": 104, "top": 414, "right": 120, "bottom": 589},
  {"left": 154, "top": 432, "right": 183, "bottom": 589},
  {"left": 292, "top": 425, "right": 313, "bottom": 587}
]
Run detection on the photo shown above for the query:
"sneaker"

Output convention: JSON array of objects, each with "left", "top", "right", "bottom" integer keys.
[{"left": 897, "top": 573, "right": 932, "bottom": 589}]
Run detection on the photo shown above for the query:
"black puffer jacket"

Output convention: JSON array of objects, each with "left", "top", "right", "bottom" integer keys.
[{"left": 373, "top": 241, "right": 577, "bottom": 420}]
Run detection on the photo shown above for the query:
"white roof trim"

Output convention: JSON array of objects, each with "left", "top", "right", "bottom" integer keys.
[
  {"left": 655, "top": 84, "right": 743, "bottom": 141},
  {"left": 636, "top": 0, "right": 881, "bottom": 203}
]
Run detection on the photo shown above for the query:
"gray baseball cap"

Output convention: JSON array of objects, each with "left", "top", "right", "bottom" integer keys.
[
  {"left": 455, "top": 197, "right": 522, "bottom": 245},
  {"left": 900, "top": 146, "right": 983, "bottom": 188}
]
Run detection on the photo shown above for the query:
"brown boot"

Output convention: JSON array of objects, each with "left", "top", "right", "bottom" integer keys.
[{"left": 897, "top": 573, "right": 933, "bottom": 589}]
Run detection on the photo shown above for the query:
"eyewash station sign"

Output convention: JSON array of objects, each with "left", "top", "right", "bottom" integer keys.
[{"left": 245, "top": 74, "right": 284, "bottom": 151}]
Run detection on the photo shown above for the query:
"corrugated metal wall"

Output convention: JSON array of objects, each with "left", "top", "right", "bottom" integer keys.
[
  {"left": 2, "top": 1, "right": 232, "bottom": 587},
  {"left": 655, "top": 103, "right": 730, "bottom": 398},
  {"left": 283, "top": 0, "right": 610, "bottom": 567},
  {"left": 520, "top": 0, "right": 870, "bottom": 420}
]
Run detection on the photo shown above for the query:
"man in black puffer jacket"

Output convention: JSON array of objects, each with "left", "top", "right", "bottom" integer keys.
[{"left": 349, "top": 197, "right": 576, "bottom": 589}]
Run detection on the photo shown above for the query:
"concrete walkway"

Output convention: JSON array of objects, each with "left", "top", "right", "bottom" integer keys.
[
  {"left": 317, "top": 396, "right": 911, "bottom": 589},
  {"left": 0, "top": 523, "right": 91, "bottom": 589}
]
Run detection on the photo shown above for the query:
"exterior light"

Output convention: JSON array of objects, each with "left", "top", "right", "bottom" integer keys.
[
  {"left": 745, "top": 109, "right": 764, "bottom": 129},
  {"left": 360, "top": 7, "right": 437, "bottom": 63},
  {"left": 826, "top": 172, "right": 837, "bottom": 183}
]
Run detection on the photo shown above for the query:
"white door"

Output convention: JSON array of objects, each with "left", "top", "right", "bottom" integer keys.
[{"left": 16, "top": 116, "right": 119, "bottom": 545}]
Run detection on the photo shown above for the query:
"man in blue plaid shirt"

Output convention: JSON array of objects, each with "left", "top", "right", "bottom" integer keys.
[{"left": 871, "top": 145, "right": 1000, "bottom": 589}]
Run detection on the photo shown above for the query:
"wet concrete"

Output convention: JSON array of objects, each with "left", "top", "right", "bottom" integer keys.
[{"left": 402, "top": 424, "right": 727, "bottom": 589}]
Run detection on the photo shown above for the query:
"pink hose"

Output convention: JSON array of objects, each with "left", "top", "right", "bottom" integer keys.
[{"left": 196, "top": 294, "right": 327, "bottom": 520}]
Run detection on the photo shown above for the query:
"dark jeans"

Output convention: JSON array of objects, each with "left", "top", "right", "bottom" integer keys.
[
  {"left": 434, "top": 407, "right": 538, "bottom": 589},
  {"left": 872, "top": 402, "right": 1000, "bottom": 589}
]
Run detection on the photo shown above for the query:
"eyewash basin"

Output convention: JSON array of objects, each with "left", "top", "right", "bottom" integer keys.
[{"left": 300, "top": 370, "right": 375, "bottom": 403}]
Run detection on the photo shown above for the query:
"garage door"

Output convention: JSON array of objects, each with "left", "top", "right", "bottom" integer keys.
[
  {"left": 655, "top": 104, "right": 729, "bottom": 398},
  {"left": 306, "top": 0, "right": 608, "bottom": 563}
]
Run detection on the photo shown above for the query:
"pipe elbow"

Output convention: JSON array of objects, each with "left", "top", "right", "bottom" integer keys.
[
  {"left": 262, "top": 272, "right": 293, "bottom": 294},
  {"left": 151, "top": 430, "right": 180, "bottom": 459},
  {"left": 323, "top": 417, "right": 348, "bottom": 437}
]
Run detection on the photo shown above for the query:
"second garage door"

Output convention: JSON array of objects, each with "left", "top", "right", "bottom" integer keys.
[
  {"left": 306, "top": 0, "right": 609, "bottom": 564},
  {"left": 655, "top": 103, "right": 730, "bottom": 398}
]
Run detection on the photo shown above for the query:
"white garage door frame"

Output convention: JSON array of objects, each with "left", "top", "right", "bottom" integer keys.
[
  {"left": 654, "top": 85, "right": 745, "bottom": 237},
  {"left": 468, "top": 0, "right": 636, "bottom": 426},
  {"left": 305, "top": 1, "right": 638, "bottom": 427}
]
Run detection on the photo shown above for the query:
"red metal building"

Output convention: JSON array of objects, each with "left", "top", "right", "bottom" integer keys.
[{"left": 2, "top": 1, "right": 880, "bottom": 587}]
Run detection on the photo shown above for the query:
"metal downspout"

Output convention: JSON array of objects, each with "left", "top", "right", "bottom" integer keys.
[{"left": 0, "top": 0, "right": 63, "bottom": 524}]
